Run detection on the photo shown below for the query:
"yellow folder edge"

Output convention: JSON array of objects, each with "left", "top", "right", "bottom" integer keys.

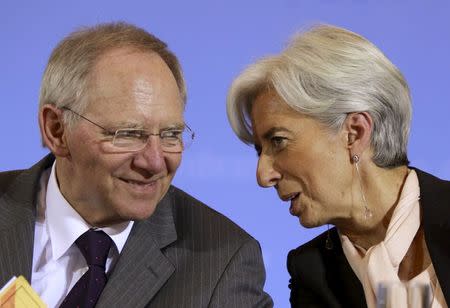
[{"left": 0, "top": 276, "right": 47, "bottom": 308}]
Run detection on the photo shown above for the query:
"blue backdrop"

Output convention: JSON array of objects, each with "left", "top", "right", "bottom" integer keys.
[{"left": 1, "top": 1, "right": 449, "bottom": 306}]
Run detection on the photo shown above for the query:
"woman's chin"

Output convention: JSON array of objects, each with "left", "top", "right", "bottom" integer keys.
[{"left": 298, "top": 215, "right": 322, "bottom": 229}]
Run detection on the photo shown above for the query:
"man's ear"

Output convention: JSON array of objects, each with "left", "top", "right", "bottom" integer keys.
[
  {"left": 343, "top": 112, "right": 373, "bottom": 159},
  {"left": 39, "top": 104, "right": 70, "bottom": 157}
]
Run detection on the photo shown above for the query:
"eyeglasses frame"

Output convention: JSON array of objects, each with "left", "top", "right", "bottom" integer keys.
[{"left": 61, "top": 107, "right": 194, "bottom": 153}]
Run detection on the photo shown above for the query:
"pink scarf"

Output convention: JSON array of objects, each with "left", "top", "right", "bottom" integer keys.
[{"left": 340, "top": 170, "right": 447, "bottom": 308}]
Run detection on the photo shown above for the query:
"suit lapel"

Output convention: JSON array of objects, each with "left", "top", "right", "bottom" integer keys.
[
  {"left": 97, "top": 188, "right": 177, "bottom": 308},
  {"left": 325, "top": 229, "right": 367, "bottom": 308},
  {"left": 0, "top": 198, "right": 35, "bottom": 286},
  {"left": 0, "top": 155, "right": 54, "bottom": 286},
  {"left": 414, "top": 168, "right": 450, "bottom": 304}
]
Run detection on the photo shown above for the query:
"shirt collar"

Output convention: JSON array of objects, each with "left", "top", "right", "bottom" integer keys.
[{"left": 46, "top": 161, "right": 134, "bottom": 261}]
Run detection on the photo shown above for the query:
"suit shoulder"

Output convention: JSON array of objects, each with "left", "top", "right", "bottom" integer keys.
[
  {"left": 0, "top": 156, "right": 54, "bottom": 198},
  {"left": 168, "top": 186, "right": 254, "bottom": 243},
  {"left": 413, "top": 167, "right": 450, "bottom": 200},
  {"left": 0, "top": 169, "right": 23, "bottom": 196},
  {"left": 287, "top": 229, "right": 335, "bottom": 279},
  {"left": 413, "top": 167, "right": 450, "bottom": 223},
  {"left": 288, "top": 229, "right": 329, "bottom": 260}
]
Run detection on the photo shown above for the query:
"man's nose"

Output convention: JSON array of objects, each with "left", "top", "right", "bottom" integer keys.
[
  {"left": 256, "top": 154, "right": 281, "bottom": 188},
  {"left": 132, "top": 136, "right": 166, "bottom": 172}
]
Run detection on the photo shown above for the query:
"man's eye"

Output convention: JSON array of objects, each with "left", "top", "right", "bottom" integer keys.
[
  {"left": 161, "top": 130, "right": 182, "bottom": 140},
  {"left": 103, "top": 131, "right": 116, "bottom": 137},
  {"left": 117, "top": 130, "right": 146, "bottom": 139}
]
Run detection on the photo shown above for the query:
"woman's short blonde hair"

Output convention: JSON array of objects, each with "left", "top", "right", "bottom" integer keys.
[{"left": 227, "top": 24, "right": 411, "bottom": 168}]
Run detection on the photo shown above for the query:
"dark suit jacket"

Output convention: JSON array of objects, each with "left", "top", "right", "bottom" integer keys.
[
  {"left": 287, "top": 168, "right": 450, "bottom": 307},
  {"left": 0, "top": 155, "right": 273, "bottom": 307}
]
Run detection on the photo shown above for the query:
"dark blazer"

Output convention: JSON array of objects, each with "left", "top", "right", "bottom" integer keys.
[
  {"left": 287, "top": 168, "right": 450, "bottom": 307},
  {"left": 0, "top": 155, "right": 273, "bottom": 308}
]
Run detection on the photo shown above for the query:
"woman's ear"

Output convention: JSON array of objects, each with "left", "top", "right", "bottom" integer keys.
[
  {"left": 343, "top": 112, "right": 373, "bottom": 158},
  {"left": 39, "top": 104, "right": 70, "bottom": 157}
]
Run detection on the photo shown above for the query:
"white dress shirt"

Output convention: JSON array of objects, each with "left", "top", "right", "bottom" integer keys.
[{"left": 31, "top": 162, "right": 134, "bottom": 308}]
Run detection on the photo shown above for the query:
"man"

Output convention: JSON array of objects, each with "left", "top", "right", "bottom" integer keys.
[{"left": 0, "top": 22, "right": 273, "bottom": 307}]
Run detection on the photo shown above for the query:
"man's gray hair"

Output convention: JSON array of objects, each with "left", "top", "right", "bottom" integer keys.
[
  {"left": 39, "top": 21, "right": 186, "bottom": 127},
  {"left": 227, "top": 24, "right": 411, "bottom": 168}
]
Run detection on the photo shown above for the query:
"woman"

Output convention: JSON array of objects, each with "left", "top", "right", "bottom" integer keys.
[{"left": 226, "top": 25, "right": 448, "bottom": 307}]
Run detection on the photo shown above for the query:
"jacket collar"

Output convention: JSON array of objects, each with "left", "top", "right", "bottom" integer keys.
[
  {"left": 96, "top": 186, "right": 178, "bottom": 307},
  {"left": 413, "top": 167, "right": 450, "bottom": 304},
  {"left": 0, "top": 153, "right": 179, "bottom": 308},
  {"left": 0, "top": 154, "right": 54, "bottom": 285}
]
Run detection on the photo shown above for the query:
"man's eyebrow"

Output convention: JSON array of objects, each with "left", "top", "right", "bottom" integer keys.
[
  {"left": 110, "top": 122, "right": 142, "bottom": 129},
  {"left": 262, "top": 127, "right": 292, "bottom": 140},
  {"left": 161, "top": 123, "right": 185, "bottom": 130},
  {"left": 110, "top": 122, "right": 186, "bottom": 130}
]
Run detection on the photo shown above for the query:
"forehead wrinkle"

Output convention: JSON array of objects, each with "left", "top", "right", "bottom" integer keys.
[{"left": 83, "top": 48, "right": 184, "bottom": 136}]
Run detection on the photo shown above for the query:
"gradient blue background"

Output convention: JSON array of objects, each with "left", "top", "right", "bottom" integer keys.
[{"left": 1, "top": 1, "right": 449, "bottom": 306}]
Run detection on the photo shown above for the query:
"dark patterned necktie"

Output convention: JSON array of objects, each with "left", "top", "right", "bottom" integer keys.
[{"left": 60, "top": 229, "right": 112, "bottom": 308}]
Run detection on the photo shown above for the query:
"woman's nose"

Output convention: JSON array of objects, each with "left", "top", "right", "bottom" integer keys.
[{"left": 256, "top": 154, "right": 281, "bottom": 187}]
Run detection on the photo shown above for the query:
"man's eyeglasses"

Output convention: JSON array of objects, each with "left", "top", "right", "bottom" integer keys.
[{"left": 62, "top": 107, "right": 194, "bottom": 153}]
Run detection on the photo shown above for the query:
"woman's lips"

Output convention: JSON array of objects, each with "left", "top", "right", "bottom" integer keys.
[{"left": 289, "top": 193, "right": 301, "bottom": 216}]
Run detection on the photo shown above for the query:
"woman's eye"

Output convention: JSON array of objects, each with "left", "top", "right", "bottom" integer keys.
[{"left": 271, "top": 136, "right": 287, "bottom": 150}]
